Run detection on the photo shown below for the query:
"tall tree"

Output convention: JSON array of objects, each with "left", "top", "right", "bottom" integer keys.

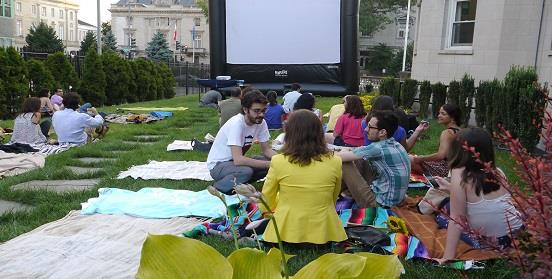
[
  {"left": 1, "top": 47, "right": 29, "bottom": 118},
  {"left": 26, "top": 59, "right": 54, "bottom": 95},
  {"left": 359, "top": 0, "right": 412, "bottom": 36},
  {"left": 365, "top": 43, "right": 395, "bottom": 75},
  {"left": 145, "top": 31, "right": 174, "bottom": 62},
  {"left": 80, "top": 31, "right": 97, "bottom": 54},
  {"left": 80, "top": 50, "right": 106, "bottom": 106},
  {"left": 102, "top": 31, "right": 118, "bottom": 53},
  {"left": 45, "top": 52, "right": 78, "bottom": 91},
  {"left": 101, "top": 22, "right": 112, "bottom": 37},
  {"left": 25, "top": 21, "right": 64, "bottom": 53}
]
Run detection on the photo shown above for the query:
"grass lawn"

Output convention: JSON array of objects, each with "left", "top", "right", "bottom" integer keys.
[{"left": 0, "top": 94, "right": 518, "bottom": 278}]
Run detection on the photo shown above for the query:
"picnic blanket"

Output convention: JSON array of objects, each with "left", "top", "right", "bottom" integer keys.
[
  {"left": 393, "top": 197, "right": 501, "bottom": 260},
  {"left": 31, "top": 143, "right": 78, "bottom": 156},
  {"left": 117, "top": 160, "right": 213, "bottom": 180},
  {"left": 81, "top": 187, "right": 242, "bottom": 219},
  {"left": 167, "top": 140, "right": 193, "bottom": 151},
  {"left": 104, "top": 113, "right": 162, "bottom": 124},
  {"left": 0, "top": 150, "right": 45, "bottom": 177},
  {"left": 0, "top": 210, "right": 203, "bottom": 279},
  {"left": 119, "top": 107, "right": 188, "bottom": 111}
]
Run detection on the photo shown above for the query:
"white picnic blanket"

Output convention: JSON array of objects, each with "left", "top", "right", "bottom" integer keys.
[
  {"left": 0, "top": 150, "right": 45, "bottom": 177},
  {"left": 166, "top": 140, "right": 193, "bottom": 151},
  {"left": 117, "top": 160, "right": 213, "bottom": 181},
  {"left": 0, "top": 211, "right": 204, "bottom": 279}
]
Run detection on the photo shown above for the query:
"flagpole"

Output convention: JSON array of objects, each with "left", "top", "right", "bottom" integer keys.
[
  {"left": 401, "top": 0, "right": 411, "bottom": 72},
  {"left": 192, "top": 24, "right": 195, "bottom": 64}
]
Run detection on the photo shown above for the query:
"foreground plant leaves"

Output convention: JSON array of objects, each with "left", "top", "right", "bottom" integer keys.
[
  {"left": 227, "top": 248, "right": 282, "bottom": 279},
  {"left": 136, "top": 234, "right": 232, "bottom": 279},
  {"left": 293, "top": 252, "right": 404, "bottom": 279}
]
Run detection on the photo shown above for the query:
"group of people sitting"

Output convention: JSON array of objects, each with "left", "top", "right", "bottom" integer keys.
[
  {"left": 9, "top": 89, "right": 106, "bottom": 147},
  {"left": 204, "top": 86, "right": 524, "bottom": 263}
]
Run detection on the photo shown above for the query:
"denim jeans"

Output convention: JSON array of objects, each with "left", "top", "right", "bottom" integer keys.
[{"left": 209, "top": 156, "right": 269, "bottom": 194}]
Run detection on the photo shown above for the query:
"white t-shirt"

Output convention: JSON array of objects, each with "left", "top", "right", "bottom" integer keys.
[
  {"left": 207, "top": 114, "right": 270, "bottom": 170},
  {"left": 282, "top": 91, "right": 302, "bottom": 113}
]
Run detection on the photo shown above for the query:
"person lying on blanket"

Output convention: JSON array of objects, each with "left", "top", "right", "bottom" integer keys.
[
  {"left": 207, "top": 90, "right": 276, "bottom": 194},
  {"left": 260, "top": 110, "right": 347, "bottom": 244},
  {"left": 337, "top": 111, "right": 410, "bottom": 208},
  {"left": 432, "top": 128, "right": 523, "bottom": 265}
]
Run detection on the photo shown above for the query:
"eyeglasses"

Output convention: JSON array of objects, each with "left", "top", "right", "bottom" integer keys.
[
  {"left": 249, "top": 108, "right": 267, "bottom": 114},
  {"left": 368, "top": 125, "right": 381, "bottom": 130}
]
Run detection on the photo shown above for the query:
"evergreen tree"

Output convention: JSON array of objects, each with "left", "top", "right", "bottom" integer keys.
[
  {"left": 158, "top": 63, "right": 176, "bottom": 99},
  {"left": 25, "top": 22, "right": 64, "bottom": 53},
  {"left": 145, "top": 31, "right": 173, "bottom": 62},
  {"left": 26, "top": 59, "right": 54, "bottom": 95},
  {"left": 102, "top": 52, "right": 130, "bottom": 105},
  {"left": 80, "top": 50, "right": 106, "bottom": 106},
  {"left": 133, "top": 59, "right": 155, "bottom": 101},
  {"left": 126, "top": 60, "right": 139, "bottom": 103},
  {"left": 360, "top": 0, "right": 413, "bottom": 36},
  {"left": 45, "top": 52, "right": 78, "bottom": 92},
  {"left": 365, "top": 43, "right": 394, "bottom": 75},
  {"left": 102, "top": 31, "right": 118, "bottom": 53},
  {"left": 1, "top": 47, "right": 29, "bottom": 118},
  {"left": 0, "top": 48, "right": 8, "bottom": 119},
  {"left": 101, "top": 22, "right": 111, "bottom": 37},
  {"left": 80, "top": 31, "right": 97, "bottom": 54}
]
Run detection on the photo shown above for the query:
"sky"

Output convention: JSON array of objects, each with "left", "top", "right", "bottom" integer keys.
[{"left": 77, "top": 0, "right": 119, "bottom": 26}]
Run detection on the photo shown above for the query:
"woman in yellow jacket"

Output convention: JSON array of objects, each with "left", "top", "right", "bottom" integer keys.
[{"left": 261, "top": 109, "right": 347, "bottom": 244}]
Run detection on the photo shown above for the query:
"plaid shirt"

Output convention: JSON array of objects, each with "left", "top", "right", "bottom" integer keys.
[{"left": 352, "top": 138, "right": 410, "bottom": 207}]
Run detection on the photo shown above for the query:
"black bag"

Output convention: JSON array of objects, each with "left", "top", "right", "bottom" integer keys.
[
  {"left": 342, "top": 226, "right": 391, "bottom": 254},
  {"left": 191, "top": 139, "right": 212, "bottom": 152}
]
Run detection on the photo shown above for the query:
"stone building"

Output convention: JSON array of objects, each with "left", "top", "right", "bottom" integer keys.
[
  {"left": 110, "top": 0, "right": 209, "bottom": 63},
  {"left": 13, "top": 0, "right": 80, "bottom": 51},
  {"left": 411, "top": 0, "right": 551, "bottom": 85},
  {"left": 0, "top": 0, "right": 16, "bottom": 47}
]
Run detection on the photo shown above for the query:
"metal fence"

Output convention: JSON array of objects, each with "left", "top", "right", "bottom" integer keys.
[{"left": 167, "top": 61, "right": 211, "bottom": 96}]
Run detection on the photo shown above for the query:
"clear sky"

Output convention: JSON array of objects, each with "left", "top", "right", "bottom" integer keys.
[{"left": 77, "top": 0, "right": 119, "bottom": 26}]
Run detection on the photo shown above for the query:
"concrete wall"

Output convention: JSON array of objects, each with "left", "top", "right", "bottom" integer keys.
[{"left": 412, "top": 0, "right": 550, "bottom": 85}]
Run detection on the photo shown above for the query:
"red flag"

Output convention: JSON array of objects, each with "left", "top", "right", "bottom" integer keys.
[{"left": 172, "top": 23, "right": 177, "bottom": 41}]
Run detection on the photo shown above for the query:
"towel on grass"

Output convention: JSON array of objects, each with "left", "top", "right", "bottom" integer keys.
[
  {"left": 117, "top": 160, "right": 213, "bottom": 180},
  {"left": 81, "top": 187, "right": 242, "bottom": 219},
  {"left": 0, "top": 210, "right": 203, "bottom": 279},
  {"left": 0, "top": 150, "right": 45, "bottom": 177},
  {"left": 119, "top": 107, "right": 188, "bottom": 111},
  {"left": 393, "top": 197, "right": 501, "bottom": 260},
  {"left": 167, "top": 140, "right": 193, "bottom": 151}
]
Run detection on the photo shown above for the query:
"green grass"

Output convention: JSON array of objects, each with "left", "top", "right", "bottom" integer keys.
[{"left": 0, "top": 95, "right": 517, "bottom": 277}]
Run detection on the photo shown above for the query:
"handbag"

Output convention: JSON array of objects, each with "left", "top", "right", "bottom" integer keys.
[
  {"left": 417, "top": 187, "right": 450, "bottom": 215},
  {"left": 345, "top": 225, "right": 390, "bottom": 247}
]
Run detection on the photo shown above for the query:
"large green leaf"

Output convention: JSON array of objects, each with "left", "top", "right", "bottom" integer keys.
[
  {"left": 136, "top": 234, "right": 232, "bottom": 279},
  {"left": 293, "top": 253, "right": 367, "bottom": 279},
  {"left": 355, "top": 253, "right": 404, "bottom": 279},
  {"left": 227, "top": 247, "right": 282, "bottom": 279}
]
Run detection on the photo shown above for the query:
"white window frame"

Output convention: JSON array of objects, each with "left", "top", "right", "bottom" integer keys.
[
  {"left": 59, "top": 9, "right": 63, "bottom": 19},
  {"left": 58, "top": 25, "right": 64, "bottom": 40},
  {"left": 446, "top": 0, "right": 476, "bottom": 50},
  {"left": 70, "top": 11, "right": 73, "bottom": 20},
  {"left": 397, "top": 27, "right": 405, "bottom": 39},
  {"left": 32, "top": 4, "right": 36, "bottom": 15},
  {"left": 16, "top": 20, "right": 22, "bottom": 36},
  {"left": 16, "top": 2, "right": 21, "bottom": 12},
  {"left": 41, "top": 6, "right": 46, "bottom": 17}
]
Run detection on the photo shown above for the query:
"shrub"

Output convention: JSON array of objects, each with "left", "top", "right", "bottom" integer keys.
[
  {"left": 418, "top": 80, "right": 431, "bottom": 119},
  {"left": 26, "top": 59, "right": 54, "bottom": 96},
  {"left": 447, "top": 80, "right": 460, "bottom": 106},
  {"left": 364, "top": 83, "right": 374, "bottom": 93},
  {"left": 0, "top": 47, "right": 28, "bottom": 119},
  {"left": 379, "top": 76, "right": 400, "bottom": 106},
  {"left": 102, "top": 52, "right": 130, "bottom": 105},
  {"left": 45, "top": 52, "right": 78, "bottom": 92},
  {"left": 459, "top": 74, "right": 475, "bottom": 127},
  {"left": 400, "top": 78, "right": 417, "bottom": 110},
  {"left": 79, "top": 50, "right": 106, "bottom": 106},
  {"left": 431, "top": 82, "right": 447, "bottom": 119},
  {"left": 157, "top": 63, "right": 176, "bottom": 99}
]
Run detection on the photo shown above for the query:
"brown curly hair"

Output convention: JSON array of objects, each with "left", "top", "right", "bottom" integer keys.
[{"left": 281, "top": 109, "right": 331, "bottom": 166}]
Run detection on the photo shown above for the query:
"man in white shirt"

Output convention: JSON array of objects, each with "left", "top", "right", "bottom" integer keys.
[
  {"left": 207, "top": 90, "right": 276, "bottom": 194},
  {"left": 52, "top": 92, "right": 104, "bottom": 145},
  {"left": 282, "top": 83, "right": 302, "bottom": 113}
]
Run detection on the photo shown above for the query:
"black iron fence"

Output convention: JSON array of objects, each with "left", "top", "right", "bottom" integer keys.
[{"left": 167, "top": 61, "right": 211, "bottom": 96}]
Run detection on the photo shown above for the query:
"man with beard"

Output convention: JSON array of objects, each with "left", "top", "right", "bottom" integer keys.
[{"left": 207, "top": 90, "right": 276, "bottom": 194}]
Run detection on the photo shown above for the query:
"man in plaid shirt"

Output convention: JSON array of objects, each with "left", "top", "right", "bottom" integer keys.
[{"left": 338, "top": 111, "right": 410, "bottom": 208}]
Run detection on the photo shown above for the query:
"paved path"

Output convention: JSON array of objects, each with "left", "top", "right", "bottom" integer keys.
[{"left": 11, "top": 179, "right": 100, "bottom": 193}]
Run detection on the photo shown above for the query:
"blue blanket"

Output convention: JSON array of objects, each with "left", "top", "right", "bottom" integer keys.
[{"left": 81, "top": 187, "right": 241, "bottom": 219}]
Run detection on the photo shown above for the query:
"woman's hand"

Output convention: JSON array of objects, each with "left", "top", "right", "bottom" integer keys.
[
  {"left": 415, "top": 122, "right": 430, "bottom": 133},
  {"left": 434, "top": 176, "right": 452, "bottom": 191}
]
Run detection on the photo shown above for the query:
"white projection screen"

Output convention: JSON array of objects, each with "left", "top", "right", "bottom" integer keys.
[{"left": 225, "top": 0, "right": 341, "bottom": 64}]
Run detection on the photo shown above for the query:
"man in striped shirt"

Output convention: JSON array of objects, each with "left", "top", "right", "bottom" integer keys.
[{"left": 337, "top": 111, "right": 411, "bottom": 208}]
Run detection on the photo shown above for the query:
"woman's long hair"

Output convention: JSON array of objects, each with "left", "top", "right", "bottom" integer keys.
[
  {"left": 21, "top": 97, "right": 41, "bottom": 114},
  {"left": 281, "top": 109, "right": 330, "bottom": 166},
  {"left": 448, "top": 127, "right": 500, "bottom": 195},
  {"left": 344, "top": 95, "right": 366, "bottom": 118}
]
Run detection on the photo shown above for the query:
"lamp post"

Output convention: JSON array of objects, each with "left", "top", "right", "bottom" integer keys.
[
  {"left": 96, "top": 0, "right": 101, "bottom": 54},
  {"left": 401, "top": 0, "right": 411, "bottom": 72}
]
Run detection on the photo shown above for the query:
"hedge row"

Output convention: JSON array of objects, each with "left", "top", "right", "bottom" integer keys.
[
  {"left": 0, "top": 47, "right": 176, "bottom": 119},
  {"left": 377, "top": 67, "right": 547, "bottom": 150}
]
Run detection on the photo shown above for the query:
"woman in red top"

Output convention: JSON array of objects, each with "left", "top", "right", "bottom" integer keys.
[{"left": 333, "top": 95, "right": 366, "bottom": 147}]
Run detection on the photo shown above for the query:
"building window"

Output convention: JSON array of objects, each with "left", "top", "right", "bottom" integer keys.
[
  {"left": 0, "top": 0, "right": 11, "bottom": 17},
  {"left": 192, "top": 33, "right": 202, "bottom": 48},
  {"left": 194, "top": 17, "right": 200, "bottom": 26},
  {"left": 58, "top": 25, "right": 64, "bottom": 40},
  {"left": 41, "top": 6, "right": 46, "bottom": 17},
  {"left": 16, "top": 20, "right": 22, "bottom": 36},
  {"left": 397, "top": 28, "right": 405, "bottom": 39},
  {"left": 447, "top": 0, "right": 477, "bottom": 47},
  {"left": 59, "top": 9, "right": 63, "bottom": 19},
  {"left": 70, "top": 11, "right": 73, "bottom": 20},
  {"left": 32, "top": 4, "right": 36, "bottom": 15},
  {"left": 16, "top": 2, "right": 21, "bottom": 12},
  {"left": 360, "top": 32, "right": 373, "bottom": 39},
  {"left": 69, "top": 29, "right": 73, "bottom": 41}
]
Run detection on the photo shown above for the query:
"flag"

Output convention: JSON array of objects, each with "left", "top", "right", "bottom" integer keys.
[{"left": 172, "top": 22, "right": 177, "bottom": 41}]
